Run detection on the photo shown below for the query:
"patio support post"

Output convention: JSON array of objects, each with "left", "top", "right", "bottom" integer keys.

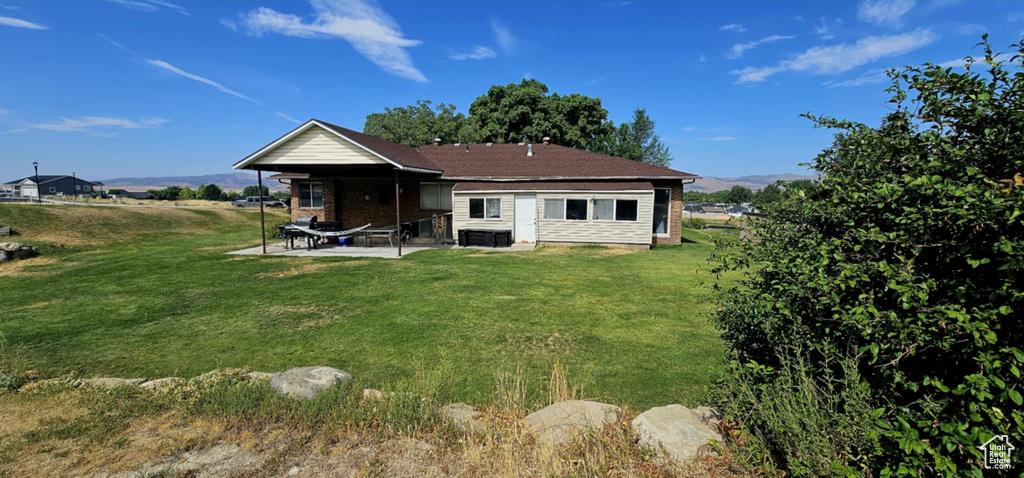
[
  {"left": 258, "top": 170, "right": 266, "bottom": 254},
  {"left": 395, "top": 170, "right": 401, "bottom": 257}
]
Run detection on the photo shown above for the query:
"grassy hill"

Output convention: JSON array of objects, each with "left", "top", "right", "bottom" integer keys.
[{"left": 0, "top": 203, "right": 727, "bottom": 409}]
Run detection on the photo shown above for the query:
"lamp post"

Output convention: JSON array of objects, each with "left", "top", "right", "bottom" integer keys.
[
  {"left": 32, "top": 161, "right": 39, "bottom": 203},
  {"left": 72, "top": 172, "right": 77, "bottom": 199}
]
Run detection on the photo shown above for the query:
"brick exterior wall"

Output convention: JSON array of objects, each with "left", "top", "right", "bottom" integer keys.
[
  {"left": 652, "top": 181, "right": 684, "bottom": 246},
  {"left": 290, "top": 176, "right": 447, "bottom": 227}
]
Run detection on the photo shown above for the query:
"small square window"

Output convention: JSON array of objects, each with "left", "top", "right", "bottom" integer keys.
[
  {"left": 469, "top": 198, "right": 484, "bottom": 218},
  {"left": 593, "top": 199, "right": 615, "bottom": 220},
  {"left": 544, "top": 199, "right": 564, "bottom": 219},
  {"left": 615, "top": 199, "right": 638, "bottom": 221},
  {"left": 566, "top": 199, "right": 587, "bottom": 220},
  {"left": 298, "top": 182, "right": 323, "bottom": 208},
  {"left": 485, "top": 198, "right": 501, "bottom": 218}
]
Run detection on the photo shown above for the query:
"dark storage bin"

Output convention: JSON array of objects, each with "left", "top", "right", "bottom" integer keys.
[{"left": 458, "top": 229, "right": 512, "bottom": 247}]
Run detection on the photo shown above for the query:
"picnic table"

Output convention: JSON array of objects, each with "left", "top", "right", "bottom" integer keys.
[{"left": 358, "top": 226, "right": 400, "bottom": 247}]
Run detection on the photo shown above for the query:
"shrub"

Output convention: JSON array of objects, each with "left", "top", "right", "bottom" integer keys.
[
  {"left": 686, "top": 218, "right": 708, "bottom": 230},
  {"left": 710, "top": 37, "right": 1023, "bottom": 476}
]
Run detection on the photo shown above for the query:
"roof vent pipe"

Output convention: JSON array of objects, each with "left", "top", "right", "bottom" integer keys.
[
  {"left": 433, "top": 138, "right": 441, "bottom": 146},
  {"left": 542, "top": 136, "right": 550, "bottom": 145},
  {"left": 527, "top": 143, "right": 534, "bottom": 157},
  {"left": 465, "top": 144, "right": 470, "bottom": 152}
]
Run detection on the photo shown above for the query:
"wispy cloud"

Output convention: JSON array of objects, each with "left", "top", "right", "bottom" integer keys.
[
  {"left": 719, "top": 23, "right": 746, "bottom": 33},
  {"left": 491, "top": 19, "right": 516, "bottom": 54},
  {"left": 449, "top": 46, "right": 497, "bottom": 61},
  {"left": 230, "top": 0, "right": 427, "bottom": 82},
  {"left": 698, "top": 54, "right": 706, "bottom": 63},
  {"left": 858, "top": 0, "right": 915, "bottom": 26},
  {"left": 4, "top": 115, "right": 170, "bottom": 136},
  {"left": 275, "top": 112, "right": 302, "bottom": 123},
  {"left": 813, "top": 17, "right": 837, "bottom": 39},
  {"left": 108, "top": 0, "right": 189, "bottom": 15},
  {"left": 681, "top": 126, "right": 695, "bottom": 132},
  {"left": 731, "top": 28, "right": 937, "bottom": 83},
  {"left": 1007, "top": 12, "right": 1024, "bottom": 22},
  {"left": 582, "top": 78, "right": 603, "bottom": 86},
  {"left": 830, "top": 69, "right": 889, "bottom": 87},
  {"left": 727, "top": 34, "right": 796, "bottom": 59},
  {"left": 955, "top": 23, "right": 986, "bottom": 35},
  {"left": 0, "top": 16, "right": 47, "bottom": 29},
  {"left": 698, "top": 136, "right": 735, "bottom": 141},
  {"left": 147, "top": 59, "right": 261, "bottom": 103},
  {"left": 1, "top": 4, "right": 22, "bottom": 10},
  {"left": 938, "top": 57, "right": 970, "bottom": 69}
]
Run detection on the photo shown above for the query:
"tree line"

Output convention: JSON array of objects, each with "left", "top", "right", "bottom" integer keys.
[
  {"left": 363, "top": 79, "right": 672, "bottom": 167},
  {"left": 125, "top": 184, "right": 285, "bottom": 202},
  {"left": 684, "top": 179, "right": 819, "bottom": 206}
]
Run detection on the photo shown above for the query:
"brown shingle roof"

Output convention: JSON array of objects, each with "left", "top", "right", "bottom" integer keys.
[
  {"left": 418, "top": 143, "right": 697, "bottom": 180},
  {"left": 453, "top": 182, "right": 654, "bottom": 192}
]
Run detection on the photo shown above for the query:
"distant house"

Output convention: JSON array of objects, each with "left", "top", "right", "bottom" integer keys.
[
  {"left": 234, "top": 119, "right": 700, "bottom": 248},
  {"left": 697, "top": 205, "right": 727, "bottom": 214},
  {"left": 2, "top": 175, "right": 103, "bottom": 198}
]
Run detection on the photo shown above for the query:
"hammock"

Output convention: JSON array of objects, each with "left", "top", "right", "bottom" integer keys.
[{"left": 291, "top": 223, "right": 370, "bottom": 238}]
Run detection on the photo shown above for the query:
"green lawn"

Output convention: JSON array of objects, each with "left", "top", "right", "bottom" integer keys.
[{"left": 0, "top": 204, "right": 731, "bottom": 409}]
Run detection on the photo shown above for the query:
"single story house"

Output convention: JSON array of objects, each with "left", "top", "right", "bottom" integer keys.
[
  {"left": 233, "top": 119, "right": 699, "bottom": 249},
  {"left": 2, "top": 175, "right": 103, "bottom": 198}
]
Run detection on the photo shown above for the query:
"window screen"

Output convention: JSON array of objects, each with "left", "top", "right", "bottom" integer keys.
[
  {"left": 653, "top": 188, "right": 670, "bottom": 234},
  {"left": 566, "top": 199, "right": 587, "bottom": 220},
  {"left": 299, "top": 183, "right": 323, "bottom": 208},
  {"left": 485, "top": 198, "right": 501, "bottom": 218},
  {"left": 615, "top": 199, "right": 638, "bottom": 221},
  {"left": 544, "top": 199, "right": 564, "bottom": 219},
  {"left": 469, "top": 198, "right": 484, "bottom": 218},
  {"left": 592, "top": 199, "right": 615, "bottom": 220},
  {"left": 420, "top": 183, "right": 455, "bottom": 210}
]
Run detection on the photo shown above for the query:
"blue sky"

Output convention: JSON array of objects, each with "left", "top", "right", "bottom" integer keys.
[{"left": 0, "top": 0, "right": 1020, "bottom": 180}]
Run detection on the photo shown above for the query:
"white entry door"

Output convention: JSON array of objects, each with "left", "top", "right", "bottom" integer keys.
[{"left": 514, "top": 194, "right": 537, "bottom": 243}]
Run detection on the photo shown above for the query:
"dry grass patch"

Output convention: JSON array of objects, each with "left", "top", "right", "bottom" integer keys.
[
  {"left": 263, "top": 304, "right": 341, "bottom": 330},
  {"left": 0, "top": 395, "right": 85, "bottom": 440},
  {"left": 534, "top": 246, "right": 642, "bottom": 257},
  {"left": 505, "top": 332, "right": 579, "bottom": 356},
  {"left": 0, "top": 257, "right": 59, "bottom": 278},
  {"left": 257, "top": 262, "right": 338, "bottom": 278}
]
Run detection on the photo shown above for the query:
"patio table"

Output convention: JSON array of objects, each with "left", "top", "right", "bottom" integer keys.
[{"left": 359, "top": 227, "right": 398, "bottom": 247}]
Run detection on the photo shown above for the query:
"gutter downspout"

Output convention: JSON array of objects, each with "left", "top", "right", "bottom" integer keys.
[
  {"left": 258, "top": 170, "right": 266, "bottom": 254},
  {"left": 395, "top": 170, "right": 402, "bottom": 258}
]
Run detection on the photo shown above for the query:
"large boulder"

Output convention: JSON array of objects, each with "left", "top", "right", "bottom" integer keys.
[
  {"left": 140, "top": 377, "right": 184, "bottom": 390},
  {"left": 0, "top": 243, "right": 38, "bottom": 262},
  {"left": 270, "top": 366, "right": 351, "bottom": 399},
  {"left": 442, "top": 403, "right": 486, "bottom": 433},
  {"left": 0, "top": 242, "right": 19, "bottom": 253},
  {"left": 525, "top": 400, "right": 621, "bottom": 444},
  {"left": 631, "top": 404, "right": 723, "bottom": 464}
]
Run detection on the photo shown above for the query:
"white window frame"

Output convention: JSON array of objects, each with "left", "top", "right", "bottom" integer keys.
[
  {"left": 49, "top": 187, "right": 56, "bottom": 193},
  {"left": 468, "top": 197, "right": 502, "bottom": 220},
  {"left": 420, "top": 182, "right": 455, "bottom": 211},
  {"left": 75, "top": 185, "right": 81, "bottom": 191},
  {"left": 298, "top": 182, "right": 323, "bottom": 209},
  {"left": 592, "top": 198, "right": 640, "bottom": 222},
  {"left": 544, "top": 198, "right": 588, "bottom": 221},
  {"left": 653, "top": 188, "right": 671, "bottom": 236}
]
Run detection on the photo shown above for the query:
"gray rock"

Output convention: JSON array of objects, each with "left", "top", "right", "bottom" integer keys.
[
  {"left": 175, "top": 443, "right": 261, "bottom": 477},
  {"left": 0, "top": 251, "right": 8, "bottom": 262},
  {"left": 442, "top": 403, "right": 486, "bottom": 433},
  {"left": 270, "top": 366, "right": 351, "bottom": 399},
  {"left": 140, "top": 377, "right": 184, "bottom": 390},
  {"left": 0, "top": 242, "right": 19, "bottom": 253},
  {"left": 88, "top": 377, "right": 146, "bottom": 389},
  {"left": 525, "top": 400, "right": 621, "bottom": 444},
  {"left": 631, "top": 404, "right": 723, "bottom": 464}
]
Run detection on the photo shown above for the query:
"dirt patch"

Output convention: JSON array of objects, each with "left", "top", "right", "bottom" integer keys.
[
  {"left": 0, "top": 256, "right": 60, "bottom": 278},
  {"left": 263, "top": 305, "right": 341, "bottom": 330},
  {"left": 257, "top": 262, "right": 337, "bottom": 278},
  {"left": 534, "top": 246, "right": 641, "bottom": 257}
]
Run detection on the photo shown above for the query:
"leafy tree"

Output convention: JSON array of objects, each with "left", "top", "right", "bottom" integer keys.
[
  {"left": 468, "top": 79, "right": 614, "bottom": 149},
  {"left": 782, "top": 179, "right": 819, "bottom": 196},
  {"left": 148, "top": 185, "right": 182, "bottom": 201},
  {"left": 727, "top": 185, "right": 753, "bottom": 204},
  {"left": 196, "top": 183, "right": 224, "bottom": 201},
  {"left": 751, "top": 183, "right": 782, "bottom": 207},
  {"left": 242, "top": 185, "right": 269, "bottom": 197},
  {"left": 594, "top": 108, "right": 672, "bottom": 167},
  {"left": 711, "top": 37, "right": 1023, "bottom": 476},
  {"left": 364, "top": 100, "right": 476, "bottom": 147},
  {"left": 179, "top": 186, "right": 196, "bottom": 200}
]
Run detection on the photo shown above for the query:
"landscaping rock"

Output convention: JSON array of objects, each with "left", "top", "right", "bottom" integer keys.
[
  {"left": 88, "top": 377, "right": 146, "bottom": 389},
  {"left": 631, "top": 404, "right": 723, "bottom": 465},
  {"left": 0, "top": 243, "right": 38, "bottom": 262},
  {"left": 175, "top": 443, "right": 261, "bottom": 477},
  {"left": 140, "top": 377, "right": 184, "bottom": 390},
  {"left": 270, "top": 366, "right": 351, "bottom": 399},
  {"left": 442, "top": 402, "right": 486, "bottom": 433},
  {"left": 525, "top": 400, "right": 621, "bottom": 444}
]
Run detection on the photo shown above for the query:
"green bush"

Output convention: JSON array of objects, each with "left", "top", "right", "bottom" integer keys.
[
  {"left": 685, "top": 218, "right": 708, "bottom": 230},
  {"left": 710, "top": 37, "right": 1023, "bottom": 476}
]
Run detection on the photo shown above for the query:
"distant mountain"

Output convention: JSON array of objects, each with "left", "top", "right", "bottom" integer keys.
[
  {"left": 100, "top": 172, "right": 287, "bottom": 192},
  {"left": 689, "top": 174, "right": 817, "bottom": 192}
]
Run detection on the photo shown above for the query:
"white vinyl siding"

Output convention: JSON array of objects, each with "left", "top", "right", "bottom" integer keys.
[
  {"left": 251, "top": 126, "right": 388, "bottom": 166},
  {"left": 536, "top": 191, "right": 653, "bottom": 245},
  {"left": 455, "top": 189, "right": 654, "bottom": 245},
  {"left": 452, "top": 193, "right": 515, "bottom": 232}
]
